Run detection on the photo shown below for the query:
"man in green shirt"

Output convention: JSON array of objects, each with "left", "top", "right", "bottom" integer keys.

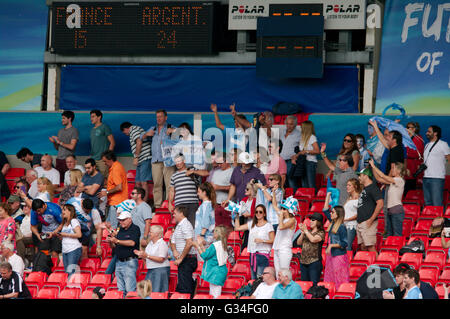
[{"left": 90, "top": 110, "right": 115, "bottom": 178}]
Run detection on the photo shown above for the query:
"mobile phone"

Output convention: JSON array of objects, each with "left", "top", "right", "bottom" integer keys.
[{"left": 20, "top": 186, "right": 26, "bottom": 193}]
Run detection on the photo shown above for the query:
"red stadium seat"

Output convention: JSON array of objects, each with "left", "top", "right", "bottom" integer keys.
[
  {"left": 5, "top": 167, "right": 25, "bottom": 180},
  {"left": 318, "top": 281, "right": 335, "bottom": 298},
  {"left": 429, "top": 237, "right": 450, "bottom": 253},
  {"left": 217, "top": 294, "right": 235, "bottom": 299},
  {"left": 437, "top": 269, "right": 450, "bottom": 286},
  {"left": 28, "top": 285, "right": 39, "bottom": 299},
  {"left": 25, "top": 271, "right": 48, "bottom": 289},
  {"left": 403, "top": 204, "right": 421, "bottom": 222},
  {"left": 399, "top": 252, "right": 422, "bottom": 270},
  {"left": 125, "top": 291, "right": 140, "bottom": 299},
  {"left": 380, "top": 236, "right": 406, "bottom": 253},
  {"left": 222, "top": 277, "right": 245, "bottom": 294},
  {"left": 104, "top": 290, "right": 124, "bottom": 299},
  {"left": 402, "top": 219, "right": 414, "bottom": 238},
  {"left": 404, "top": 189, "right": 424, "bottom": 206},
  {"left": 150, "top": 291, "right": 169, "bottom": 299},
  {"left": 152, "top": 213, "right": 171, "bottom": 228},
  {"left": 169, "top": 274, "right": 178, "bottom": 294},
  {"left": 227, "top": 231, "right": 242, "bottom": 246},
  {"left": 294, "top": 187, "right": 315, "bottom": 203},
  {"left": 45, "top": 272, "right": 68, "bottom": 290},
  {"left": 309, "top": 201, "right": 325, "bottom": 213},
  {"left": 418, "top": 268, "right": 439, "bottom": 287},
  {"left": 66, "top": 273, "right": 91, "bottom": 290},
  {"left": 193, "top": 294, "right": 213, "bottom": 299},
  {"left": 97, "top": 257, "right": 113, "bottom": 274},
  {"left": 196, "top": 279, "right": 210, "bottom": 295},
  {"left": 334, "top": 282, "right": 356, "bottom": 299},
  {"left": 170, "top": 292, "right": 191, "bottom": 299},
  {"left": 412, "top": 219, "right": 433, "bottom": 236},
  {"left": 420, "top": 252, "right": 447, "bottom": 271},
  {"left": 374, "top": 251, "right": 399, "bottom": 270},
  {"left": 349, "top": 264, "right": 367, "bottom": 282},
  {"left": 79, "top": 257, "right": 101, "bottom": 276},
  {"left": 435, "top": 285, "right": 447, "bottom": 299},
  {"left": 313, "top": 187, "right": 327, "bottom": 201},
  {"left": 421, "top": 206, "right": 444, "bottom": 219},
  {"left": 284, "top": 187, "right": 294, "bottom": 198},
  {"left": 351, "top": 251, "right": 377, "bottom": 267},
  {"left": 36, "top": 287, "right": 59, "bottom": 299},
  {"left": 127, "top": 169, "right": 136, "bottom": 182},
  {"left": 87, "top": 273, "right": 112, "bottom": 289},
  {"left": 80, "top": 289, "right": 95, "bottom": 299},
  {"left": 295, "top": 281, "right": 313, "bottom": 294},
  {"left": 229, "top": 263, "right": 251, "bottom": 282},
  {"left": 58, "top": 287, "right": 81, "bottom": 299}
]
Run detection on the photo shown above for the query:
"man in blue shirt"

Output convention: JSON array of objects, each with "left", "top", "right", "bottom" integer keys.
[
  {"left": 142, "top": 109, "right": 176, "bottom": 208},
  {"left": 272, "top": 268, "right": 304, "bottom": 299},
  {"left": 403, "top": 268, "right": 423, "bottom": 299},
  {"left": 30, "top": 199, "right": 62, "bottom": 259}
]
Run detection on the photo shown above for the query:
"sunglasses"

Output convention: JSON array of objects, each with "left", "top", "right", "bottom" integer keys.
[
  {"left": 255, "top": 210, "right": 265, "bottom": 214},
  {"left": 407, "top": 126, "right": 415, "bottom": 129},
  {"left": 339, "top": 159, "right": 347, "bottom": 162},
  {"left": 343, "top": 139, "right": 353, "bottom": 143}
]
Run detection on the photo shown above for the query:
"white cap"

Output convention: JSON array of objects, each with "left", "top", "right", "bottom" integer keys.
[
  {"left": 238, "top": 152, "right": 254, "bottom": 165},
  {"left": 117, "top": 211, "right": 132, "bottom": 220}
]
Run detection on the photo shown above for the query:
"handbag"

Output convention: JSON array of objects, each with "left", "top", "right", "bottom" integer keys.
[{"left": 414, "top": 140, "right": 438, "bottom": 178}]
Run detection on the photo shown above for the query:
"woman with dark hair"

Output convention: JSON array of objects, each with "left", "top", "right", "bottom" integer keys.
[
  {"left": 234, "top": 204, "right": 275, "bottom": 279},
  {"left": 323, "top": 202, "right": 350, "bottom": 290},
  {"left": 0, "top": 203, "right": 16, "bottom": 251},
  {"left": 296, "top": 212, "right": 325, "bottom": 285},
  {"left": 338, "top": 133, "right": 361, "bottom": 171},
  {"left": 405, "top": 121, "right": 424, "bottom": 192},
  {"left": 55, "top": 204, "right": 82, "bottom": 278}
]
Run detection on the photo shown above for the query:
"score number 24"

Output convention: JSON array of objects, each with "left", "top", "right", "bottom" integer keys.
[{"left": 157, "top": 30, "right": 177, "bottom": 49}]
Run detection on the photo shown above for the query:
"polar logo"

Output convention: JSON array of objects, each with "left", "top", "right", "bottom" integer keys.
[
  {"left": 231, "top": 5, "right": 265, "bottom": 14},
  {"left": 326, "top": 4, "right": 361, "bottom": 13}
]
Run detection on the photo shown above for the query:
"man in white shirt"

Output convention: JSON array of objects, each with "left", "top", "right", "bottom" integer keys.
[
  {"left": 25, "top": 169, "right": 39, "bottom": 199},
  {"left": 34, "top": 154, "right": 60, "bottom": 188},
  {"left": 209, "top": 154, "right": 233, "bottom": 205},
  {"left": 63, "top": 155, "right": 85, "bottom": 187},
  {"left": 1, "top": 241, "right": 24, "bottom": 278},
  {"left": 280, "top": 115, "right": 301, "bottom": 192},
  {"left": 422, "top": 125, "right": 450, "bottom": 207},
  {"left": 251, "top": 267, "right": 279, "bottom": 299}
]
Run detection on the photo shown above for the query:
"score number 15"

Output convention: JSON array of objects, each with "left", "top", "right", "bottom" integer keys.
[{"left": 157, "top": 30, "right": 177, "bottom": 49}]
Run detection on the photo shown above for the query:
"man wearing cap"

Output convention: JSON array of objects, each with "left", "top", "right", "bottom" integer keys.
[
  {"left": 106, "top": 210, "right": 140, "bottom": 298},
  {"left": 7, "top": 195, "right": 28, "bottom": 263},
  {"left": 224, "top": 152, "right": 266, "bottom": 206},
  {"left": 356, "top": 167, "right": 383, "bottom": 254}
]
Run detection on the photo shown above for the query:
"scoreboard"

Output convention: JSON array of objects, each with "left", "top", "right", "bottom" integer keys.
[{"left": 49, "top": 1, "right": 218, "bottom": 55}]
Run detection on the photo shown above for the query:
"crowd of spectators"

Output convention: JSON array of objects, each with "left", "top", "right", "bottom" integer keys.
[{"left": 0, "top": 107, "right": 449, "bottom": 300}]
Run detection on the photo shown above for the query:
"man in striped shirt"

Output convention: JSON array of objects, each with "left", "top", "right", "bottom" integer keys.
[
  {"left": 120, "top": 122, "right": 152, "bottom": 202},
  {"left": 168, "top": 154, "right": 199, "bottom": 227},
  {"left": 170, "top": 206, "right": 197, "bottom": 298}
]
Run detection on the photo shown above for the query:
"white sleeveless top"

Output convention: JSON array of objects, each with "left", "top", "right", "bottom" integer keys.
[{"left": 273, "top": 218, "right": 296, "bottom": 250}]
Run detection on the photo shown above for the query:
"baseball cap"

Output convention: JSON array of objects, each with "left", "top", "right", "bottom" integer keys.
[
  {"left": 309, "top": 212, "right": 324, "bottom": 224},
  {"left": 238, "top": 152, "right": 254, "bottom": 165},
  {"left": 117, "top": 211, "right": 132, "bottom": 220},
  {"left": 357, "top": 167, "right": 373, "bottom": 179},
  {"left": 7, "top": 195, "right": 21, "bottom": 203}
]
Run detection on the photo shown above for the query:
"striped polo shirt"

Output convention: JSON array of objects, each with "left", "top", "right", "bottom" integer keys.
[
  {"left": 170, "top": 169, "right": 199, "bottom": 206},
  {"left": 129, "top": 125, "right": 151, "bottom": 163},
  {"left": 171, "top": 217, "right": 196, "bottom": 255}
]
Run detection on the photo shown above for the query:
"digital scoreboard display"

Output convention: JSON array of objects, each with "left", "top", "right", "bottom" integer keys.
[{"left": 49, "top": 1, "right": 218, "bottom": 55}]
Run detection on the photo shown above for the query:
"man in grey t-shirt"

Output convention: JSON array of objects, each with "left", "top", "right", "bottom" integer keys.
[
  {"left": 49, "top": 110, "right": 79, "bottom": 184},
  {"left": 320, "top": 144, "right": 358, "bottom": 205},
  {"left": 130, "top": 187, "right": 153, "bottom": 247},
  {"left": 209, "top": 154, "right": 233, "bottom": 205}
]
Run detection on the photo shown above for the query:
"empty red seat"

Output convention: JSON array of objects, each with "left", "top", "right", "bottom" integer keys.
[
  {"left": 194, "top": 294, "right": 213, "bottom": 299},
  {"left": 170, "top": 292, "right": 190, "bottom": 299},
  {"left": 412, "top": 219, "right": 433, "bottom": 236},
  {"left": 28, "top": 285, "right": 39, "bottom": 299},
  {"left": 80, "top": 289, "right": 95, "bottom": 299},
  {"left": 45, "top": 272, "right": 68, "bottom": 290},
  {"left": 349, "top": 264, "right": 367, "bottom": 282},
  {"left": 294, "top": 188, "right": 316, "bottom": 200},
  {"left": 125, "top": 291, "right": 140, "bottom": 299},
  {"left": 418, "top": 268, "right": 439, "bottom": 287},
  {"left": 421, "top": 206, "right": 443, "bottom": 218},
  {"left": 437, "top": 269, "right": 450, "bottom": 286},
  {"left": 5, "top": 167, "right": 25, "bottom": 180},
  {"left": 318, "top": 281, "right": 336, "bottom": 298},
  {"left": 351, "top": 251, "right": 377, "bottom": 267},
  {"left": 421, "top": 252, "right": 447, "bottom": 271},
  {"left": 334, "top": 282, "right": 356, "bottom": 299},
  {"left": 374, "top": 251, "right": 399, "bottom": 270},
  {"left": 150, "top": 291, "right": 169, "bottom": 299},
  {"left": 217, "top": 294, "right": 235, "bottom": 299},
  {"left": 79, "top": 257, "right": 101, "bottom": 276},
  {"left": 152, "top": 213, "right": 171, "bottom": 228},
  {"left": 229, "top": 263, "right": 251, "bottom": 281},
  {"left": 295, "top": 281, "right": 313, "bottom": 294},
  {"left": 35, "top": 287, "right": 59, "bottom": 299},
  {"left": 227, "top": 231, "right": 242, "bottom": 245},
  {"left": 127, "top": 170, "right": 136, "bottom": 182},
  {"left": 66, "top": 273, "right": 91, "bottom": 290},
  {"left": 310, "top": 201, "right": 325, "bottom": 213},
  {"left": 404, "top": 190, "right": 424, "bottom": 206},
  {"left": 222, "top": 278, "right": 245, "bottom": 294},
  {"left": 25, "top": 272, "right": 48, "bottom": 289},
  {"left": 104, "top": 290, "right": 124, "bottom": 299},
  {"left": 58, "top": 287, "right": 81, "bottom": 299},
  {"left": 399, "top": 252, "right": 423, "bottom": 270},
  {"left": 403, "top": 204, "right": 421, "bottom": 222},
  {"left": 284, "top": 187, "right": 294, "bottom": 198},
  {"left": 88, "top": 273, "right": 111, "bottom": 289}
]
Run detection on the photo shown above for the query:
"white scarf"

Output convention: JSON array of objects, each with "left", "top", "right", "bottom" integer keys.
[{"left": 213, "top": 241, "right": 228, "bottom": 267}]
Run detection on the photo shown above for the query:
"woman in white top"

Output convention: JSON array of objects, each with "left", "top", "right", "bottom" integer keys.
[
  {"left": 134, "top": 225, "right": 170, "bottom": 293},
  {"left": 292, "top": 120, "right": 320, "bottom": 189},
  {"left": 271, "top": 187, "right": 297, "bottom": 278},
  {"left": 343, "top": 178, "right": 362, "bottom": 251},
  {"left": 55, "top": 204, "right": 82, "bottom": 278},
  {"left": 20, "top": 177, "right": 54, "bottom": 208},
  {"left": 234, "top": 204, "right": 275, "bottom": 279},
  {"left": 369, "top": 159, "right": 406, "bottom": 237}
]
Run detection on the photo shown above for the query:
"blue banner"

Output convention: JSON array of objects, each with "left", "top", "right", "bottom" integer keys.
[
  {"left": 60, "top": 65, "right": 359, "bottom": 113},
  {"left": 376, "top": 0, "right": 450, "bottom": 113}
]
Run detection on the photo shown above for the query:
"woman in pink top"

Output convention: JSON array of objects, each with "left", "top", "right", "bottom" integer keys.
[{"left": 0, "top": 202, "right": 16, "bottom": 251}]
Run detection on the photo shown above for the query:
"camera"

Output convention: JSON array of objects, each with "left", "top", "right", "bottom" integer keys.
[
  {"left": 413, "top": 163, "right": 427, "bottom": 178},
  {"left": 251, "top": 179, "right": 261, "bottom": 185},
  {"left": 41, "top": 233, "right": 48, "bottom": 240}
]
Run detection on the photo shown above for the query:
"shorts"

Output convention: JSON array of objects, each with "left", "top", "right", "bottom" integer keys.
[
  {"left": 356, "top": 220, "right": 378, "bottom": 247},
  {"left": 135, "top": 159, "right": 152, "bottom": 182}
]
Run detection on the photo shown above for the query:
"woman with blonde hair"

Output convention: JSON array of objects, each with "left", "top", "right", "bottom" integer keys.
[
  {"left": 343, "top": 178, "right": 362, "bottom": 251},
  {"left": 36, "top": 177, "right": 54, "bottom": 202},
  {"left": 193, "top": 225, "right": 229, "bottom": 298},
  {"left": 59, "top": 169, "right": 83, "bottom": 206},
  {"left": 136, "top": 280, "right": 152, "bottom": 299},
  {"left": 369, "top": 159, "right": 406, "bottom": 237},
  {"left": 292, "top": 120, "right": 320, "bottom": 189},
  {"left": 323, "top": 203, "right": 349, "bottom": 290}
]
